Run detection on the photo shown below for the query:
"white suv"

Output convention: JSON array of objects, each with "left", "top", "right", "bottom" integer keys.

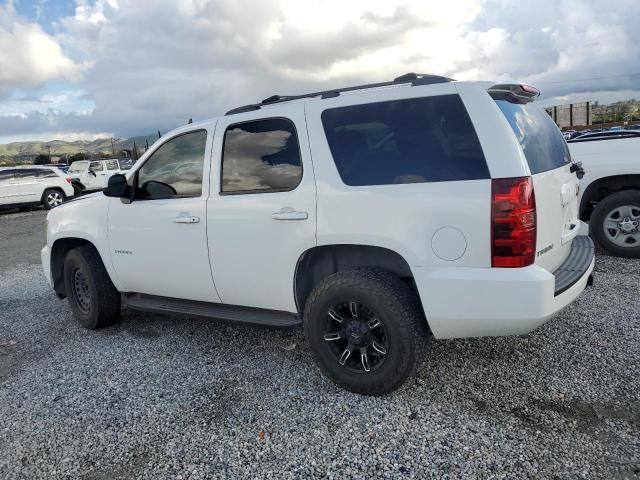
[
  {"left": 42, "top": 74, "right": 594, "bottom": 394},
  {"left": 0, "top": 166, "right": 74, "bottom": 210}
]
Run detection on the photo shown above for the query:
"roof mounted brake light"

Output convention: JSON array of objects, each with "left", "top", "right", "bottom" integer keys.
[
  {"left": 488, "top": 84, "right": 540, "bottom": 104},
  {"left": 519, "top": 84, "right": 540, "bottom": 96}
]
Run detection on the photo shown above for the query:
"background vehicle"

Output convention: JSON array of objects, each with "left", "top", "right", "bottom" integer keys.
[
  {"left": 42, "top": 163, "right": 70, "bottom": 173},
  {"left": 67, "top": 158, "right": 132, "bottom": 195},
  {"left": 0, "top": 166, "right": 74, "bottom": 210},
  {"left": 570, "top": 129, "right": 640, "bottom": 143},
  {"left": 568, "top": 132, "right": 640, "bottom": 257},
  {"left": 42, "top": 74, "right": 593, "bottom": 395}
]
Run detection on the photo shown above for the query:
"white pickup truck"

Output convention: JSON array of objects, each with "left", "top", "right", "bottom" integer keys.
[
  {"left": 569, "top": 130, "right": 640, "bottom": 257},
  {"left": 67, "top": 158, "right": 134, "bottom": 195}
]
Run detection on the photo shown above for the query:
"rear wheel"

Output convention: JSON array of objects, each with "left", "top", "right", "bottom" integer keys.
[
  {"left": 42, "top": 189, "right": 65, "bottom": 209},
  {"left": 303, "top": 268, "right": 426, "bottom": 395},
  {"left": 591, "top": 190, "right": 640, "bottom": 258},
  {"left": 63, "top": 246, "right": 121, "bottom": 329}
]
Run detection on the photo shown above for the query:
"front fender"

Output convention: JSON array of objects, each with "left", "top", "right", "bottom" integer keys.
[{"left": 46, "top": 195, "right": 124, "bottom": 292}]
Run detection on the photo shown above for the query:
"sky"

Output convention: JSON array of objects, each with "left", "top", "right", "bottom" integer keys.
[{"left": 0, "top": 0, "right": 639, "bottom": 144}]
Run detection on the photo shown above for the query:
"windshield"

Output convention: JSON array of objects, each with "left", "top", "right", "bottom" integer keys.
[
  {"left": 494, "top": 100, "right": 571, "bottom": 174},
  {"left": 68, "top": 161, "right": 87, "bottom": 173}
]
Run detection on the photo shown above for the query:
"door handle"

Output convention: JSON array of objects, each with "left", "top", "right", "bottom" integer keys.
[
  {"left": 172, "top": 215, "right": 200, "bottom": 224},
  {"left": 272, "top": 207, "right": 308, "bottom": 221}
]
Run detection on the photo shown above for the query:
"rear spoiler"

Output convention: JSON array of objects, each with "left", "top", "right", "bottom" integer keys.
[{"left": 488, "top": 84, "right": 540, "bottom": 104}]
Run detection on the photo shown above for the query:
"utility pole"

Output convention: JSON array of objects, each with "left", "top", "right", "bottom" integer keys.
[{"left": 111, "top": 138, "right": 115, "bottom": 157}]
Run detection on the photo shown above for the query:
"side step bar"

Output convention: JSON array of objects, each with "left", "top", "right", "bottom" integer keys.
[{"left": 124, "top": 293, "right": 302, "bottom": 329}]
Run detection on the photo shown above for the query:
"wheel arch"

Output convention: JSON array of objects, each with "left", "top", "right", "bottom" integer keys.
[
  {"left": 40, "top": 186, "right": 66, "bottom": 202},
  {"left": 50, "top": 238, "right": 105, "bottom": 298},
  {"left": 293, "top": 244, "right": 424, "bottom": 317},
  {"left": 580, "top": 174, "right": 640, "bottom": 221}
]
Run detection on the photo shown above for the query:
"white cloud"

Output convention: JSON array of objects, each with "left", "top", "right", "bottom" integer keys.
[
  {"left": 0, "top": 3, "right": 87, "bottom": 95},
  {"left": 1, "top": 0, "right": 639, "bottom": 142}
]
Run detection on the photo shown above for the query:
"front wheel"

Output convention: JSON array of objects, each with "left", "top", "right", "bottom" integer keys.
[
  {"left": 63, "top": 246, "right": 121, "bottom": 329},
  {"left": 303, "top": 268, "right": 427, "bottom": 395},
  {"left": 591, "top": 190, "right": 640, "bottom": 258},
  {"left": 42, "top": 189, "right": 66, "bottom": 209}
]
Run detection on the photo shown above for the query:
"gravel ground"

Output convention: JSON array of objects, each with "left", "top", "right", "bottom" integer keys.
[
  {"left": 0, "top": 208, "right": 47, "bottom": 271},
  {"left": 0, "top": 211, "right": 639, "bottom": 479}
]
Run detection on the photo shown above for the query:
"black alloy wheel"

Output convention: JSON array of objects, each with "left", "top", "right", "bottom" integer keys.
[{"left": 322, "top": 301, "right": 389, "bottom": 374}]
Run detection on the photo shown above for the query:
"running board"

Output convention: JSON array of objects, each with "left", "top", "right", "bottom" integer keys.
[{"left": 124, "top": 293, "right": 302, "bottom": 329}]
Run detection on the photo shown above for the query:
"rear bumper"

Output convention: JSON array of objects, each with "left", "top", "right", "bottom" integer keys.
[{"left": 413, "top": 234, "right": 595, "bottom": 339}]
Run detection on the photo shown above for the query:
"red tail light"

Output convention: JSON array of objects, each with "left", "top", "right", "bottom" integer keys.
[
  {"left": 65, "top": 177, "right": 72, "bottom": 184},
  {"left": 491, "top": 177, "right": 536, "bottom": 268}
]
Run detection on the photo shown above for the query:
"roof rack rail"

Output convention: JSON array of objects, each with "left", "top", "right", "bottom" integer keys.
[{"left": 225, "top": 73, "right": 454, "bottom": 115}]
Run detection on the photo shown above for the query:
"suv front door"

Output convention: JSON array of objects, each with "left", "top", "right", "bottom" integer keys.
[
  {"left": 108, "top": 126, "right": 220, "bottom": 302},
  {"left": 207, "top": 105, "right": 317, "bottom": 312},
  {"left": 87, "top": 161, "right": 106, "bottom": 190}
]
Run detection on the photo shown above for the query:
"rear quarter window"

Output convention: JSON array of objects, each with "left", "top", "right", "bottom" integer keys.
[
  {"left": 495, "top": 100, "right": 571, "bottom": 174},
  {"left": 321, "top": 94, "right": 489, "bottom": 186}
]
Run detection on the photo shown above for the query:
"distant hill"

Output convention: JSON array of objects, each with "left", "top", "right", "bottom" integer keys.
[{"left": 0, "top": 134, "right": 161, "bottom": 162}]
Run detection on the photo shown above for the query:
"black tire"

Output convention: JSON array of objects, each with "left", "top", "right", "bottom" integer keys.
[
  {"left": 42, "top": 188, "right": 66, "bottom": 210},
  {"left": 590, "top": 190, "right": 640, "bottom": 258},
  {"left": 303, "top": 268, "right": 427, "bottom": 395},
  {"left": 63, "top": 246, "right": 121, "bottom": 329}
]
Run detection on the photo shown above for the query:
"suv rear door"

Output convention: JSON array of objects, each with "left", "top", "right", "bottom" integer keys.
[
  {"left": 14, "top": 168, "right": 42, "bottom": 203},
  {"left": 493, "top": 98, "right": 579, "bottom": 271},
  {"left": 206, "top": 104, "right": 317, "bottom": 312},
  {"left": 0, "top": 169, "right": 20, "bottom": 205}
]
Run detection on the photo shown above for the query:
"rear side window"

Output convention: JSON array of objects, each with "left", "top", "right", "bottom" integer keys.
[
  {"left": 15, "top": 169, "right": 39, "bottom": 179},
  {"left": 221, "top": 118, "right": 302, "bottom": 194},
  {"left": 495, "top": 100, "right": 570, "bottom": 174},
  {"left": 0, "top": 170, "right": 14, "bottom": 182},
  {"left": 321, "top": 94, "right": 489, "bottom": 186}
]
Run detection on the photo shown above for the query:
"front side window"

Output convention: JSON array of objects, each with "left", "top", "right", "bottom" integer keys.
[
  {"left": 105, "top": 160, "right": 119, "bottom": 170},
  {"left": 136, "top": 130, "right": 207, "bottom": 199},
  {"left": 89, "top": 161, "right": 104, "bottom": 172},
  {"left": 221, "top": 118, "right": 302, "bottom": 194},
  {"left": 321, "top": 95, "right": 489, "bottom": 186}
]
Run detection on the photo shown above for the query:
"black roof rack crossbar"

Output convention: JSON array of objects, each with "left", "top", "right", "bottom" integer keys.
[{"left": 225, "top": 73, "right": 454, "bottom": 115}]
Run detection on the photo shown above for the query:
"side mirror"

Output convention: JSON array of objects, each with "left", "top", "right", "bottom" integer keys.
[
  {"left": 103, "top": 174, "right": 129, "bottom": 198},
  {"left": 88, "top": 168, "right": 96, "bottom": 177}
]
